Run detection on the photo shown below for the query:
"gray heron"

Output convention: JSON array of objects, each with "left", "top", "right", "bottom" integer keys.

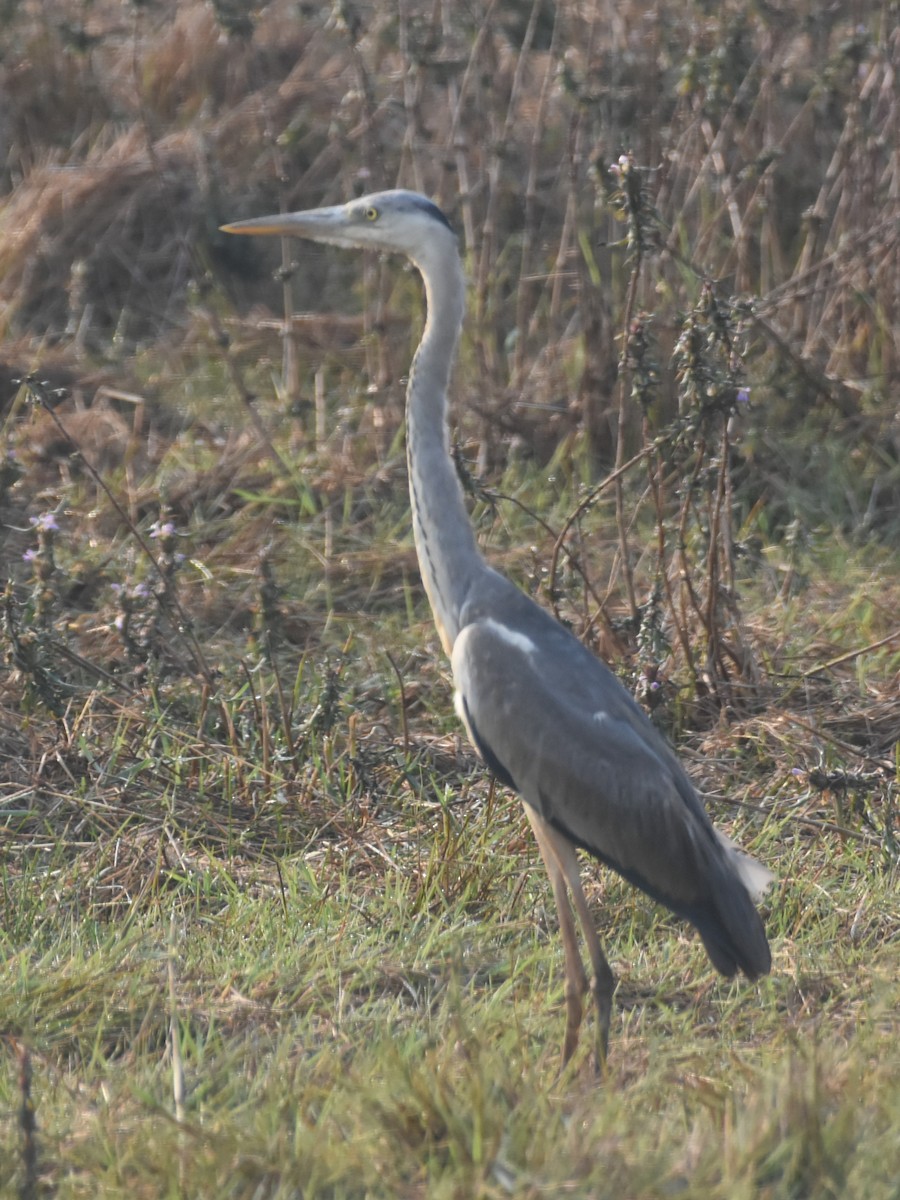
[{"left": 221, "top": 190, "right": 773, "bottom": 1067}]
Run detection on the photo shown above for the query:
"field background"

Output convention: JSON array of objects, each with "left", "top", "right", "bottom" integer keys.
[{"left": 1, "top": 1, "right": 899, "bottom": 1196}]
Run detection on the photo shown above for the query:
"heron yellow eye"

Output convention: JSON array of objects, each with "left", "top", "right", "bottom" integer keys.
[{"left": 365, "top": 206, "right": 379, "bottom": 221}]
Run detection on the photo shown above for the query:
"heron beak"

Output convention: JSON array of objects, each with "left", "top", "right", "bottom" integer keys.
[{"left": 220, "top": 206, "right": 349, "bottom": 241}]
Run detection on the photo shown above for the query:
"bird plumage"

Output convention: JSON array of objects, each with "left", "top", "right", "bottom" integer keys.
[
  {"left": 451, "top": 573, "right": 772, "bottom": 981},
  {"left": 222, "top": 188, "right": 773, "bottom": 1065}
]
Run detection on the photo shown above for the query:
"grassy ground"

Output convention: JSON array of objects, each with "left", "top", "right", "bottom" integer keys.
[
  {"left": 1, "top": 1, "right": 899, "bottom": 1197},
  {"left": 2, "top": 422, "right": 897, "bottom": 1197}
]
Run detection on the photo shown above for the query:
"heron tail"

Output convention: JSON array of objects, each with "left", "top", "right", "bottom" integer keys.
[
  {"left": 715, "top": 829, "right": 775, "bottom": 902},
  {"left": 696, "top": 836, "right": 774, "bottom": 979}
]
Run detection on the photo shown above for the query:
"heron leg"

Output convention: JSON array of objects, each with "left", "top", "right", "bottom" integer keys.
[
  {"left": 565, "top": 863, "right": 615, "bottom": 1067},
  {"left": 526, "top": 809, "right": 615, "bottom": 1071},
  {"left": 525, "top": 810, "right": 589, "bottom": 1068}
]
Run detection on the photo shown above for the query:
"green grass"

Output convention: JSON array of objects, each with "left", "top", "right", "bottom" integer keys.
[
  {"left": 2, "top": 530, "right": 899, "bottom": 1197},
  {"left": 2, "top": 823, "right": 899, "bottom": 1197},
  {"left": 3, "top": 369, "right": 899, "bottom": 1197}
]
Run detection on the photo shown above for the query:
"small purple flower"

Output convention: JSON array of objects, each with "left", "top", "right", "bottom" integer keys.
[
  {"left": 22, "top": 547, "right": 38, "bottom": 563},
  {"left": 149, "top": 520, "right": 176, "bottom": 539},
  {"left": 736, "top": 387, "right": 751, "bottom": 405},
  {"left": 29, "top": 512, "right": 59, "bottom": 533}
]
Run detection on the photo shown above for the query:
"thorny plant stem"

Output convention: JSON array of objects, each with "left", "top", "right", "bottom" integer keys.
[
  {"left": 547, "top": 444, "right": 650, "bottom": 623},
  {"left": 647, "top": 452, "right": 699, "bottom": 692},
  {"left": 614, "top": 254, "right": 642, "bottom": 622}
]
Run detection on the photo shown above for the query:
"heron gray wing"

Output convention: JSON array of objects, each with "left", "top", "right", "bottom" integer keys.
[
  {"left": 451, "top": 614, "right": 713, "bottom": 904},
  {"left": 451, "top": 606, "right": 771, "bottom": 977}
]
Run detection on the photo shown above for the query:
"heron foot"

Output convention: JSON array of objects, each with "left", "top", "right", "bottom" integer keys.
[
  {"left": 561, "top": 971, "right": 588, "bottom": 1069},
  {"left": 590, "top": 967, "right": 615, "bottom": 1075}
]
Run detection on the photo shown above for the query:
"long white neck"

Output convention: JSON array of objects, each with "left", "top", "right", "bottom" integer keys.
[{"left": 406, "top": 242, "right": 483, "bottom": 654}]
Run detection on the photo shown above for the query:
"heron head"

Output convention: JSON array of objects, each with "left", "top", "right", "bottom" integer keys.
[{"left": 220, "top": 189, "right": 456, "bottom": 265}]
